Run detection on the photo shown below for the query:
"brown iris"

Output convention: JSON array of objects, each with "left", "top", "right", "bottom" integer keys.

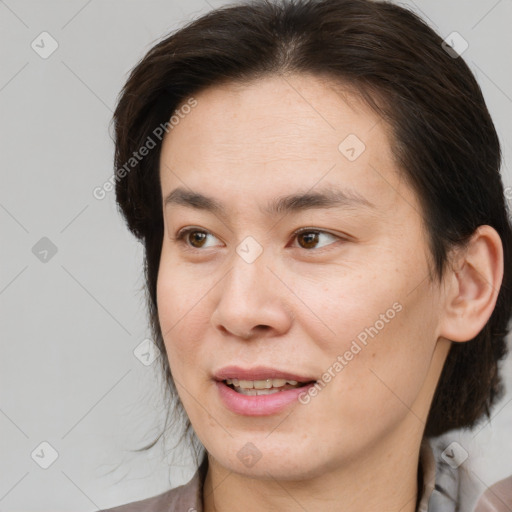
[{"left": 297, "top": 231, "right": 320, "bottom": 249}]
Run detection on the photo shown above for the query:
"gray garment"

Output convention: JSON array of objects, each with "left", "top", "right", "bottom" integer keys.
[
  {"left": 473, "top": 476, "right": 512, "bottom": 512},
  {"left": 98, "top": 439, "right": 452, "bottom": 512},
  {"left": 426, "top": 438, "right": 460, "bottom": 512},
  {"left": 99, "top": 453, "right": 207, "bottom": 512}
]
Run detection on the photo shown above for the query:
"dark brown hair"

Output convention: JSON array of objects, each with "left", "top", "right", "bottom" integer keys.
[{"left": 111, "top": 0, "right": 512, "bottom": 458}]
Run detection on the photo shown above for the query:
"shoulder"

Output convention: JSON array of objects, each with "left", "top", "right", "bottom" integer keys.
[
  {"left": 98, "top": 485, "right": 187, "bottom": 512},
  {"left": 99, "top": 454, "right": 208, "bottom": 512},
  {"left": 474, "top": 475, "right": 512, "bottom": 512}
]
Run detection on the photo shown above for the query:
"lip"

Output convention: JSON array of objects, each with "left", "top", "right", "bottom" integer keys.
[
  {"left": 215, "top": 380, "right": 316, "bottom": 416},
  {"left": 213, "top": 365, "right": 316, "bottom": 383}
]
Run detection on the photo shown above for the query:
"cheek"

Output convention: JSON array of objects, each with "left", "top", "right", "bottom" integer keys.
[
  {"left": 295, "top": 258, "right": 439, "bottom": 420},
  {"left": 329, "top": 295, "right": 438, "bottom": 434},
  {"left": 290, "top": 261, "right": 396, "bottom": 350},
  {"left": 156, "top": 255, "right": 209, "bottom": 378}
]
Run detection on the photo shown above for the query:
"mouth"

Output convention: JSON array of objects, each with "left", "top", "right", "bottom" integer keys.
[
  {"left": 223, "top": 378, "right": 315, "bottom": 396},
  {"left": 213, "top": 366, "right": 318, "bottom": 415},
  {"left": 215, "top": 374, "right": 317, "bottom": 415}
]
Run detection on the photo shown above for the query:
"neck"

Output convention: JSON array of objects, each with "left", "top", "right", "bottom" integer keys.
[{"left": 202, "top": 424, "right": 424, "bottom": 512}]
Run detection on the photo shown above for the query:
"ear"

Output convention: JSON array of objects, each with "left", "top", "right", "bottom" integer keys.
[{"left": 439, "top": 225, "right": 504, "bottom": 343}]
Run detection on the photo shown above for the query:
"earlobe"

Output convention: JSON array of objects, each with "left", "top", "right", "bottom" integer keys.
[{"left": 439, "top": 225, "right": 504, "bottom": 343}]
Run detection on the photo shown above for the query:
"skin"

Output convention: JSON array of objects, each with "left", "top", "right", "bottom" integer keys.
[{"left": 156, "top": 73, "right": 503, "bottom": 512}]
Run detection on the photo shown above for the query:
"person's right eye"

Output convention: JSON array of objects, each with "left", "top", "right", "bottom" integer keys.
[{"left": 174, "top": 227, "right": 223, "bottom": 249}]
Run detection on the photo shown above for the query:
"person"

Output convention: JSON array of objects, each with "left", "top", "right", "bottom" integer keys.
[{"left": 100, "top": 0, "right": 512, "bottom": 510}]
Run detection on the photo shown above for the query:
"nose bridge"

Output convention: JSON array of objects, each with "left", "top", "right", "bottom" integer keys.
[
  {"left": 223, "top": 241, "right": 271, "bottom": 311},
  {"left": 211, "top": 240, "right": 292, "bottom": 338}
]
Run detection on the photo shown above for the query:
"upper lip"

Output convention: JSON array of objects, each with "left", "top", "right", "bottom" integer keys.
[{"left": 213, "top": 365, "right": 317, "bottom": 383}]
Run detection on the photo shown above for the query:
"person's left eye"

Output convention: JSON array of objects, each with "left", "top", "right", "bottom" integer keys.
[
  {"left": 291, "top": 228, "right": 341, "bottom": 250},
  {"left": 173, "top": 226, "right": 343, "bottom": 251}
]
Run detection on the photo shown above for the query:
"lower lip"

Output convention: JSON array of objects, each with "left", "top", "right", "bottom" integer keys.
[{"left": 215, "top": 380, "right": 316, "bottom": 416}]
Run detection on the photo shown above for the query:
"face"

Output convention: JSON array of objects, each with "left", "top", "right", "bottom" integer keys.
[{"left": 157, "top": 73, "right": 451, "bottom": 480}]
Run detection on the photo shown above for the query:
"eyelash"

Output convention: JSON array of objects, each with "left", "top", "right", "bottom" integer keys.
[{"left": 173, "top": 226, "right": 345, "bottom": 252}]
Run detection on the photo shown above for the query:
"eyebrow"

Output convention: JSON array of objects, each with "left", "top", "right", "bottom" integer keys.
[{"left": 163, "top": 186, "right": 375, "bottom": 219}]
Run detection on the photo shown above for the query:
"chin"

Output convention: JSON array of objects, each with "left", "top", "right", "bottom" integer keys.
[{"left": 208, "top": 442, "right": 324, "bottom": 481}]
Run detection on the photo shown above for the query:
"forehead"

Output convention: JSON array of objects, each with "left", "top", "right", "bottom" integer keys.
[
  {"left": 163, "top": 74, "right": 384, "bottom": 160},
  {"left": 159, "top": 73, "right": 415, "bottom": 216}
]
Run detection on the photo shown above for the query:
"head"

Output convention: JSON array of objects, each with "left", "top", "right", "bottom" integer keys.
[{"left": 111, "top": 0, "right": 512, "bottom": 473}]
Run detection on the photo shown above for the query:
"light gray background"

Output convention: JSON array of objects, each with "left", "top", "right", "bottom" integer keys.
[{"left": 0, "top": 0, "right": 511, "bottom": 511}]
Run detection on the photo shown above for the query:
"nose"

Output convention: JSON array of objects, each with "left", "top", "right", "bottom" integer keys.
[{"left": 210, "top": 250, "right": 293, "bottom": 340}]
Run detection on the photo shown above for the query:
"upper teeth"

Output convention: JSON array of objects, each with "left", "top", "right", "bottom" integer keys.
[{"left": 225, "top": 378, "right": 299, "bottom": 389}]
